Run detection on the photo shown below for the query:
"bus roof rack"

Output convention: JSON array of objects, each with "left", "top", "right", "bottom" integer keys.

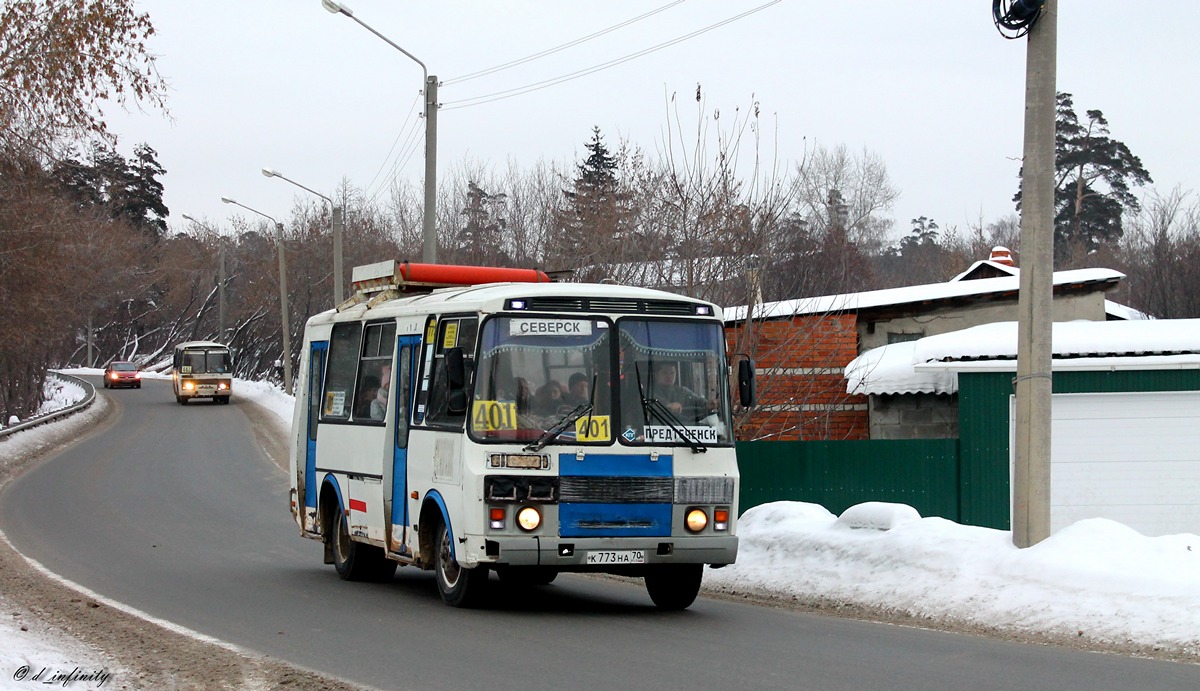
[{"left": 339, "top": 260, "right": 553, "bottom": 311}]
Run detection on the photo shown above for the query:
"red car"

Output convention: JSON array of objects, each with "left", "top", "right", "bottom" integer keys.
[{"left": 103, "top": 361, "right": 142, "bottom": 389}]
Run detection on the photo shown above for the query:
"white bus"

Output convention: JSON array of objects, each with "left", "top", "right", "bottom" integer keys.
[
  {"left": 171, "top": 340, "right": 233, "bottom": 404},
  {"left": 288, "top": 261, "right": 754, "bottom": 609}
]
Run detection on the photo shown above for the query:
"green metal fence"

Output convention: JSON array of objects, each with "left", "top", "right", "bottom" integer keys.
[{"left": 736, "top": 439, "right": 962, "bottom": 521}]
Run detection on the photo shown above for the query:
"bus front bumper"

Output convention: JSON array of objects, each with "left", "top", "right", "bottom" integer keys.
[{"left": 466, "top": 534, "right": 737, "bottom": 570}]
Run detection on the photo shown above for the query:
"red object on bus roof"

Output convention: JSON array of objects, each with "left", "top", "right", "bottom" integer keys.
[{"left": 397, "top": 262, "right": 550, "bottom": 286}]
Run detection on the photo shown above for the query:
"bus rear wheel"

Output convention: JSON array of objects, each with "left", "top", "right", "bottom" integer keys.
[
  {"left": 331, "top": 508, "right": 396, "bottom": 582},
  {"left": 434, "top": 520, "right": 487, "bottom": 607},
  {"left": 644, "top": 564, "right": 703, "bottom": 611}
]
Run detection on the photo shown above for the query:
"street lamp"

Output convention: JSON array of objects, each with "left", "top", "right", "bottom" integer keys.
[
  {"left": 181, "top": 214, "right": 227, "bottom": 341},
  {"left": 220, "top": 197, "right": 293, "bottom": 395},
  {"left": 261, "top": 167, "right": 345, "bottom": 304},
  {"left": 321, "top": 0, "right": 438, "bottom": 263}
]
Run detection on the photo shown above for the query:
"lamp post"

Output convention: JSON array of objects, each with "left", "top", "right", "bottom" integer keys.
[
  {"left": 220, "top": 197, "right": 293, "bottom": 394},
  {"left": 181, "top": 214, "right": 226, "bottom": 340},
  {"left": 261, "top": 167, "right": 345, "bottom": 304},
  {"left": 321, "top": 0, "right": 438, "bottom": 263}
]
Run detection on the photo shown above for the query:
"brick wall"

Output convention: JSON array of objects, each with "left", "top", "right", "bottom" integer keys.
[{"left": 726, "top": 313, "right": 868, "bottom": 441}]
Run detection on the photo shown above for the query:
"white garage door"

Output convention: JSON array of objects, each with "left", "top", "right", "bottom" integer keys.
[{"left": 1029, "top": 391, "right": 1200, "bottom": 537}]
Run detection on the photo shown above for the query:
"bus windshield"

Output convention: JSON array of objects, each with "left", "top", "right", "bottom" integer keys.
[
  {"left": 181, "top": 349, "right": 231, "bottom": 375},
  {"left": 470, "top": 316, "right": 612, "bottom": 445},
  {"left": 617, "top": 319, "right": 733, "bottom": 447}
]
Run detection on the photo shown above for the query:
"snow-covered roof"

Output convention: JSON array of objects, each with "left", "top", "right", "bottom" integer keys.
[
  {"left": 948, "top": 258, "right": 1020, "bottom": 282},
  {"left": 846, "top": 319, "right": 1200, "bottom": 395},
  {"left": 726, "top": 268, "right": 1123, "bottom": 323}
]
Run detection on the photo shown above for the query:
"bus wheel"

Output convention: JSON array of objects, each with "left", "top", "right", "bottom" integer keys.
[
  {"left": 176, "top": 395, "right": 187, "bottom": 405},
  {"left": 644, "top": 564, "right": 703, "bottom": 611},
  {"left": 435, "top": 520, "right": 487, "bottom": 607},
  {"left": 331, "top": 508, "right": 396, "bottom": 582}
]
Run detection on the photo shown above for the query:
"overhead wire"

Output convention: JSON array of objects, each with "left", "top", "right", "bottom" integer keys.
[
  {"left": 441, "top": 0, "right": 781, "bottom": 111},
  {"left": 443, "top": 0, "right": 688, "bottom": 87},
  {"left": 368, "top": 121, "right": 425, "bottom": 204},
  {"left": 362, "top": 93, "right": 421, "bottom": 200}
]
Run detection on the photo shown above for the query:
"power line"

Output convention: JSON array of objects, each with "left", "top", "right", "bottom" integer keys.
[
  {"left": 368, "top": 121, "right": 424, "bottom": 204},
  {"left": 443, "top": 0, "right": 688, "bottom": 87},
  {"left": 441, "top": 0, "right": 781, "bottom": 111},
  {"left": 360, "top": 92, "right": 422, "bottom": 199}
]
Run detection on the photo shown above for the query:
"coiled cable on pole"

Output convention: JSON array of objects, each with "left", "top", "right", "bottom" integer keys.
[{"left": 993, "top": 0, "right": 1044, "bottom": 39}]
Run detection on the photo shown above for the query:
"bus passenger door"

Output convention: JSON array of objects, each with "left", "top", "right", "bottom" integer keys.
[
  {"left": 304, "top": 341, "right": 328, "bottom": 527},
  {"left": 388, "top": 336, "right": 419, "bottom": 556}
]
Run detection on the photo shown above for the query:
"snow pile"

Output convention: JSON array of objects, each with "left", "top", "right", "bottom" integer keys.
[{"left": 705, "top": 501, "right": 1200, "bottom": 651}]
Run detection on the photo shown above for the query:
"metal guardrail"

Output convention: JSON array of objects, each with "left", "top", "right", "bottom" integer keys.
[{"left": 0, "top": 371, "right": 96, "bottom": 440}]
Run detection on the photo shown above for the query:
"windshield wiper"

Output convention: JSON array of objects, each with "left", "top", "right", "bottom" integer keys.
[
  {"left": 523, "top": 403, "right": 593, "bottom": 452},
  {"left": 642, "top": 397, "right": 707, "bottom": 453}
]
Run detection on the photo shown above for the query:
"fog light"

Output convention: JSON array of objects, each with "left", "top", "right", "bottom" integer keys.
[
  {"left": 516, "top": 506, "right": 541, "bottom": 531},
  {"left": 713, "top": 508, "right": 730, "bottom": 531},
  {"left": 685, "top": 508, "right": 708, "bottom": 533},
  {"left": 489, "top": 506, "right": 506, "bottom": 530}
]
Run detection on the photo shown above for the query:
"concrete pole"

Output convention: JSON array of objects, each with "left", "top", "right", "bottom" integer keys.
[
  {"left": 276, "top": 222, "right": 294, "bottom": 395},
  {"left": 218, "top": 241, "right": 227, "bottom": 340},
  {"left": 423, "top": 75, "right": 439, "bottom": 263},
  {"left": 1013, "top": 0, "right": 1057, "bottom": 548},
  {"left": 332, "top": 204, "right": 344, "bottom": 303}
]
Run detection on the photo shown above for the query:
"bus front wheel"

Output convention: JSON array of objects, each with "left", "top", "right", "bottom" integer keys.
[
  {"left": 434, "top": 520, "right": 487, "bottom": 607},
  {"left": 644, "top": 564, "right": 703, "bottom": 611}
]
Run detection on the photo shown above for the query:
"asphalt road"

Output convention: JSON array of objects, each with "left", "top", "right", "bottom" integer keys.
[{"left": 2, "top": 378, "right": 1198, "bottom": 690}]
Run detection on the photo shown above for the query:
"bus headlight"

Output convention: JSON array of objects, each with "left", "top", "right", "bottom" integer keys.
[
  {"left": 183, "top": 381, "right": 195, "bottom": 391},
  {"left": 516, "top": 506, "right": 541, "bottom": 531},
  {"left": 685, "top": 508, "right": 708, "bottom": 533}
]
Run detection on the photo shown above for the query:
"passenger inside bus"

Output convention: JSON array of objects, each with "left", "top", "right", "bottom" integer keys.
[
  {"left": 356, "top": 374, "right": 380, "bottom": 419},
  {"left": 370, "top": 365, "right": 391, "bottom": 420},
  {"left": 563, "top": 372, "right": 590, "bottom": 406},
  {"left": 534, "top": 380, "right": 566, "bottom": 415}
]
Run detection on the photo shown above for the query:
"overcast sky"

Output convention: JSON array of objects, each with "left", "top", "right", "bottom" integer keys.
[{"left": 108, "top": 1, "right": 1199, "bottom": 245}]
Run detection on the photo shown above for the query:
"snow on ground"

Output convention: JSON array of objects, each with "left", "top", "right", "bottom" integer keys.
[{"left": 2, "top": 372, "right": 1198, "bottom": 679}]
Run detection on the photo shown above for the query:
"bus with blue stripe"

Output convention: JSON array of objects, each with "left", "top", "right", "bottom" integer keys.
[{"left": 288, "top": 260, "right": 754, "bottom": 609}]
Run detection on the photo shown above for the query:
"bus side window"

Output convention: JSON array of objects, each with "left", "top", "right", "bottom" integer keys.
[{"left": 321, "top": 322, "right": 361, "bottom": 421}]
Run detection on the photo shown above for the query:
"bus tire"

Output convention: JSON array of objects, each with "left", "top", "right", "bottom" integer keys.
[
  {"left": 176, "top": 395, "right": 187, "bottom": 405},
  {"left": 434, "top": 519, "right": 487, "bottom": 607},
  {"left": 332, "top": 507, "right": 396, "bottom": 582},
  {"left": 644, "top": 564, "right": 703, "bottom": 611}
]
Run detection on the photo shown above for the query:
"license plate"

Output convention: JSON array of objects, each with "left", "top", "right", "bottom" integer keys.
[{"left": 585, "top": 550, "right": 646, "bottom": 565}]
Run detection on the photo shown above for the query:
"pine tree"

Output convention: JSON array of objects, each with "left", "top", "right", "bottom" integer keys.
[
  {"left": 552, "top": 127, "right": 632, "bottom": 274},
  {"left": 1014, "top": 92, "right": 1152, "bottom": 261},
  {"left": 455, "top": 180, "right": 509, "bottom": 265}
]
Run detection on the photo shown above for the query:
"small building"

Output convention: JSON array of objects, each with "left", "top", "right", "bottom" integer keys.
[
  {"left": 725, "top": 248, "right": 1130, "bottom": 441},
  {"left": 846, "top": 319, "right": 1200, "bottom": 537}
]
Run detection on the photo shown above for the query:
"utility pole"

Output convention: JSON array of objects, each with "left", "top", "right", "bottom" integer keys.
[
  {"left": 275, "top": 222, "right": 293, "bottom": 395},
  {"left": 423, "top": 75, "right": 438, "bottom": 263},
  {"left": 1013, "top": 0, "right": 1057, "bottom": 548},
  {"left": 218, "top": 241, "right": 227, "bottom": 339}
]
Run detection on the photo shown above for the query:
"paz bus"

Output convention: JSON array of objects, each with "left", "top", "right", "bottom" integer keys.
[
  {"left": 287, "top": 260, "right": 754, "bottom": 609},
  {"left": 171, "top": 340, "right": 233, "bottom": 404}
]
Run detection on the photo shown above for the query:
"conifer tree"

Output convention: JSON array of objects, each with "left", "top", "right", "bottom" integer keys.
[{"left": 1014, "top": 92, "right": 1152, "bottom": 261}]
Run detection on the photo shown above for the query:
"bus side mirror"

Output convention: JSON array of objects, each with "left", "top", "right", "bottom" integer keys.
[
  {"left": 445, "top": 348, "right": 468, "bottom": 415},
  {"left": 737, "top": 358, "right": 756, "bottom": 408}
]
